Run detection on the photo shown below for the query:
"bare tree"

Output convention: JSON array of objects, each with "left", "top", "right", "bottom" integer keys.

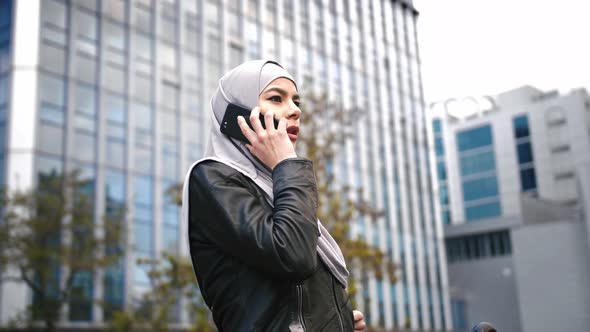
[{"left": 0, "top": 170, "right": 126, "bottom": 332}]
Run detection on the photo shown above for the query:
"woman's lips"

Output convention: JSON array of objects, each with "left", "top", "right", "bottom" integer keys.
[{"left": 287, "top": 125, "right": 299, "bottom": 141}]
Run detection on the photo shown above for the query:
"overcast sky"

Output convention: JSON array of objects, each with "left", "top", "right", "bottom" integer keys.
[{"left": 413, "top": 0, "right": 590, "bottom": 104}]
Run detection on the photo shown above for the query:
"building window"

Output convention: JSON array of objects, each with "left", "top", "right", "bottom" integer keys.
[
  {"left": 162, "top": 180, "right": 179, "bottom": 254},
  {"left": 73, "top": 131, "right": 96, "bottom": 162},
  {"left": 513, "top": 115, "right": 537, "bottom": 192},
  {"left": 161, "top": 42, "right": 177, "bottom": 73},
  {"left": 103, "top": 168, "right": 126, "bottom": 319},
  {"left": 227, "top": 10, "right": 241, "bottom": 39},
  {"left": 516, "top": 142, "right": 533, "bottom": 164},
  {"left": 436, "top": 161, "right": 447, "bottom": 181},
  {"left": 184, "top": 13, "right": 200, "bottom": 54},
  {"left": 134, "top": 32, "right": 153, "bottom": 63},
  {"left": 133, "top": 3, "right": 153, "bottom": 34},
  {"left": 459, "top": 150, "right": 495, "bottom": 176},
  {"left": 133, "top": 72, "right": 153, "bottom": 102},
  {"left": 465, "top": 201, "right": 501, "bottom": 221},
  {"left": 105, "top": 93, "right": 127, "bottom": 169},
  {"left": 451, "top": 299, "right": 467, "bottom": 330},
  {"left": 204, "top": 0, "right": 219, "bottom": 26},
  {"left": 229, "top": 43, "right": 244, "bottom": 69},
  {"left": 74, "top": 8, "right": 98, "bottom": 55},
  {"left": 434, "top": 137, "right": 444, "bottom": 157},
  {"left": 160, "top": 16, "right": 178, "bottom": 45},
  {"left": 40, "top": 43, "right": 67, "bottom": 75},
  {"left": 104, "top": 65, "right": 126, "bottom": 92},
  {"left": 462, "top": 176, "right": 499, "bottom": 202},
  {"left": 42, "top": 0, "right": 68, "bottom": 45},
  {"left": 446, "top": 230, "right": 511, "bottom": 263},
  {"left": 76, "top": 54, "right": 97, "bottom": 83},
  {"left": 162, "top": 140, "right": 178, "bottom": 180},
  {"left": 457, "top": 125, "right": 493, "bottom": 152},
  {"left": 104, "top": 0, "right": 126, "bottom": 22},
  {"left": 520, "top": 168, "right": 537, "bottom": 192},
  {"left": 105, "top": 20, "right": 126, "bottom": 51},
  {"left": 456, "top": 125, "right": 501, "bottom": 221},
  {"left": 441, "top": 209, "right": 451, "bottom": 225},
  {"left": 133, "top": 175, "right": 154, "bottom": 262}
]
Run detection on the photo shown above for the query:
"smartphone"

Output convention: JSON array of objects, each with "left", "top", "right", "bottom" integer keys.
[{"left": 220, "top": 103, "right": 279, "bottom": 143}]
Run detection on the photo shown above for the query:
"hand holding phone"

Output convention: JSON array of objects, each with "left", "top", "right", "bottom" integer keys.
[
  {"left": 230, "top": 106, "right": 297, "bottom": 170},
  {"left": 220, "top": 103, "right": 279, "bottom": 143}
]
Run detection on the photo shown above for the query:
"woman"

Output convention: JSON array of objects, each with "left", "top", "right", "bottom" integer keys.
[{"left": 182, "top": 60, "right": 366, "bottom": 331}]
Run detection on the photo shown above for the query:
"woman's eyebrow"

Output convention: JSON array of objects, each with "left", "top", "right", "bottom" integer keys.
[
  {"left": 263, "top": 87, "right": 300, "bottom": 100},
  {"left": 263, "top": 87, "right": 288, "bottom": 95}
]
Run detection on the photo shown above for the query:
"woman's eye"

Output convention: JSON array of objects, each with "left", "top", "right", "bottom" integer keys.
[
  {"left": 294, "top": 101, "right": 301, "bottom": 107},
  {"left": 269, "top": 96, "right": 282, "bottom": 103}
]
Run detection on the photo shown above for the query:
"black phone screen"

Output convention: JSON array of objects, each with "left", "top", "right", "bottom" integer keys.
[{"left": 220, "top": 103, "right": 279, "bottom": 143}]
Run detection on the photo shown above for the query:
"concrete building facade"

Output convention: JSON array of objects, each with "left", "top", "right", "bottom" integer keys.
[
  {"left": 428, "top": 86, "right": 590, "bottom": 331},
  {"left": 0, "top": 0, "right": 452, "bottom": 330}
]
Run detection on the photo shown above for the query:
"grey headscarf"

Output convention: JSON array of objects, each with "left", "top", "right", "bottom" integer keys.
[{"left": 181, "top": 60, "right": 349, "bottom": 287}]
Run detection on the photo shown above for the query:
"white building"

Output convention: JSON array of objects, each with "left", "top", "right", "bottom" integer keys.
[
  {"left": 0, "top": 0, "right": 452, "bottom": 330},
  {"left": 428, "top": 86, "right": 590, "bottom": 331}
]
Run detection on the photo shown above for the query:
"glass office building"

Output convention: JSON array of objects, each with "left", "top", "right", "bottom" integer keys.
[{"left": 0, "top": 0, "right": 452, "bottom": 330}]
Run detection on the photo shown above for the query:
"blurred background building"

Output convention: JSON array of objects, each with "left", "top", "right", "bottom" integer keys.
[
  {"left": 0, "top": 0, "right": 453, "bottom": 330},
  {"left": 429, "top": 86, "right": 590, "bottom": 331}
]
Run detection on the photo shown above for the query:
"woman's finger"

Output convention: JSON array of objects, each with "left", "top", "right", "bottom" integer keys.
[
  {"left": 237, "top": 116, "right": 257, "bottom": 144},
  {"left": 353, "top": 310, "right": 364, "bottom": 322},
  {"left": 277, "top": 117, "right": 287, "bottom": 133},
  {"left": 354, "top": 320, "right": 366, "bottom": 331},
  {"left": 264, "top": 110, "right": 276, "bottom": 134},
  {"left": 249, "top": 107, "right": 265, "bottom": 134}
]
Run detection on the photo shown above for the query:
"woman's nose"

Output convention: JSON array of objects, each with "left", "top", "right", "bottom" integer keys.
[{"left": 286, "top": 105, "right": 301, "bottom": 120}]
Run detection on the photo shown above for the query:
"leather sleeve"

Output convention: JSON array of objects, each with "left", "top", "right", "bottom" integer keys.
[{"left": 189, "top": 158, "right": 320, "bottom": 280}]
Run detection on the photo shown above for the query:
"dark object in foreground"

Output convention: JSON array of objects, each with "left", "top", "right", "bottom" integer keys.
[{"left": 471, "top": 322, "right": 497, "bottom": 332}]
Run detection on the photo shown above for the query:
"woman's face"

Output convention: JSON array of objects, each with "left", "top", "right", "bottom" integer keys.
[{"left": 257, "top": 77, "right": 301, "bottom": 145}]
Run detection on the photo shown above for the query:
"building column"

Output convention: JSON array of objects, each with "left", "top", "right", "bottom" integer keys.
[{"left": 1, "top": 0, "right": 41, "bottom": 325}]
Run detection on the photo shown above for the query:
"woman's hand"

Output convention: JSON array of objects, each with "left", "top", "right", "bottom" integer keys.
[
  {"left": 238, "top": 107, "right": 297, "bottom": 170},
  {"left": 353, "top": 310, "right": 366, "bottom": 331}
]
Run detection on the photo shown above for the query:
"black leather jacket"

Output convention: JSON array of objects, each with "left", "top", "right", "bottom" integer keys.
[{"left": 188, "top": 158, "right": 354, "bottom": 331}]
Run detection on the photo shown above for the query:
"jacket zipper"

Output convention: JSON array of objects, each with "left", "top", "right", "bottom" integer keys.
[
  {"left": 332, "top": 278, "right": 344, "bottom": 331},
  {"left": 296, "top": 284, "right": 307, "bottom": 331}
]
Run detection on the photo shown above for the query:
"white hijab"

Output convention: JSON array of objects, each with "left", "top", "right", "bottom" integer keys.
[{"left": 181, "top": 60, "right": 349, "bottom": 287}]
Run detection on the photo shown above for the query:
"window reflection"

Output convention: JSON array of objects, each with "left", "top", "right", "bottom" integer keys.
[
  {"left": 134, "top": 175, "right": 153, "bottom": 207},
  {"left": 106, "top": 140, "right": 125, "bottom": 168},
  {"left": 106, "top": 93, "right": 126, "bottom": 124},
  {"left": 104, "top": 65, "right": 126, "bottom": 92},
  {"left": 105, "top": 21, "right": 126, "bottom": 51},
  {"left": 40, "top": 43, "right": 66, "bottom": 74},
  {"left": 74, "top": 131, "right": 96, "bottom": 162},
  {"left": 44, "top": 0, "right": 67, "bottom": 29},
  {"left": 104, "top": 0, "right": 126, "bottom": 22},
  {"left": 134, "top": 32, "right": 153, "bottom": 62},
  {"left": 40, "top": 74, "right": 65, "bottom": 106},
  {"left": 75, "top": 84, "right": 96, "bottom": 116},
  {"left": 76, "top": 55, "right": 97, "bottom": 83},
  {"left": 134, "top": 147, "right": 152, "bottom": 174},
  {"left": 133, "top": 5, "right": 153, "bottom": 34}
]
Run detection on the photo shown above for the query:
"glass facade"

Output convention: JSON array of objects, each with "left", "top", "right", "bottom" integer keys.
[
  {"left": 0, "top": 0, "right": 12, "bottom": 185},
  {"left": 432, "top": 119, "right": 451, "bottom": 225},
  {"left": 0, "top": 0, "right": 452, "bottom": 330},
  {"left": 457, "top": 125, "right": 501, "bottom": 221},
  {"left": 513, "top": 115, "right": 537, "bottom": 192}
]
